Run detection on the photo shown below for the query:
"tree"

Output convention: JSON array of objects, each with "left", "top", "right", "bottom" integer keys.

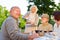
[
  {"left": 57, "top": 3, "right": 60, "bottom": 10},
  {"left": 0, "top": 5, "right": 9, "bottom": 29},
  {"left": 19, "top": 15, "right": 26, "bottom": 29},
  {"left": 0, "top": 5, "right": 26, "bottom": 29},
  {"left": 28, "top": 0, "right": 59, "bottom": 25},
  {"left": 28, "top": 0, "right": 57, "bottom": 16}
]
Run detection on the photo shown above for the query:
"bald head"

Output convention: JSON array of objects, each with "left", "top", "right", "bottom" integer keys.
[{"left": 10, "top": 6, "right": 21, "bottom": 19}]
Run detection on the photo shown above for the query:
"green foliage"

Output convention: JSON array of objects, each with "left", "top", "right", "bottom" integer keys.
[
  {"left": 49, "top": 19, "right": 55, "bottom": 26},
  {"left": 28, "top": 0, "right": 60, "bottom": 25},
  {"left": 19, "top": 15, "right": 26, "bottom": 29},
  {"left": 38, "top": 19, "right": 41, "bottom": 26},
  {"left": 0, "top": 5, "right": 9, "bottom": 28},
  {"left": 28, "top": 0, "right": 59, "bottom": 19},
  {"left": 0, "top": 5, "right": 26, "bottom": 29},
  {"left": 57, "top": 3, "right": 60, "bottom": 10},
  {"left": 28, "top": 0, "right": 57, "bottom": 14}
]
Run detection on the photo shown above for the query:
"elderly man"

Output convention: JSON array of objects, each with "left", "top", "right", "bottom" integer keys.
[{"left": 1, "top": 6, "right": 39, "bottom": 40}]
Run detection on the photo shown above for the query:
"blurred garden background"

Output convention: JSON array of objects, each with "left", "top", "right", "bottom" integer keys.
[{"left": 0, "top": 0, "right": 60, "bottom": 31}]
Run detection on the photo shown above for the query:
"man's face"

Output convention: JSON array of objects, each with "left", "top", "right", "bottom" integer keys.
[
  {"left": 11, "top": 8, "right": 20, "bottom": 19},
  {"left": 31, "top": 7, "right": 36, "bottom": 13}
]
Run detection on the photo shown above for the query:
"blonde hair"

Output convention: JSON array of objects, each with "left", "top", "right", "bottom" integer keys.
[
  {"left": 41, "top": 14, "right": 49, "bottom": 19},
  {"left": 30, "top": 5, "right": 38, "bottom": 12}
]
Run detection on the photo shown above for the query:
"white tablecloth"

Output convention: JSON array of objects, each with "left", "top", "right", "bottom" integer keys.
[
  {"left": 33, "top": 36, "right": 60, "bottom": 40},
  {"left": 33, "top": 36, "right": 50, "bottom": 40}
]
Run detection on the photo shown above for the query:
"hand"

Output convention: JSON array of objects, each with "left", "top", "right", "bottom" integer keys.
[
  {"left": 28, "top": 33, "right": 39, "bottom": 40},
  {"left": 51, "top": 32, "right": 57, "bottom": 36}
]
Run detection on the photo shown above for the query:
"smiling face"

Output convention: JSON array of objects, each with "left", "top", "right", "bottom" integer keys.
[
  {"left": 41, "top": 14, "right": 49, "bottom": 24},
  {"left": 41, "top": 17, "right": 49, "bottom": 23},
  {"left": 55, "top": 20, "right": 60, "bottom": 25},
  {"left": 10, "top": 7, "right": 21, "bottom": 19}
]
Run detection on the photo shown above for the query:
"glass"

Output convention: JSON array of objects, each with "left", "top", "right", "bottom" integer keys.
[
  {"left": 35, "top": 30, "right": 42, "bottom": 33},
  {"left": 44, "top": 31, "right": 47, "bottom": 33}
]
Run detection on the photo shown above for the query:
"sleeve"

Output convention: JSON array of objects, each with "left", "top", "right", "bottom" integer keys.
[{"left": 6, "top": 19, "right": 28, "bottom": 40}]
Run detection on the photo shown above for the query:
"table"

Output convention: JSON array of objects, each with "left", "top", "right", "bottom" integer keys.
[
  {"left": 33, "top": 36, "right": 50, "bottom": 40},
  {"left": 33, "top": 35, "right": 60, "bottom": 40}
]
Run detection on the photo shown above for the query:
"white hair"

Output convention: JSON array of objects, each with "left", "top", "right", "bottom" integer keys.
[{"left": 30, "top": 5, "right": 38, "bottom": 12}]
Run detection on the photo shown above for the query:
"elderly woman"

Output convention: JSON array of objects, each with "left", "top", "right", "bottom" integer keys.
[
  {"left": 38, "top": 14, "right": 53, "bottom": 36},
  {"left": 23, "top": 5, "right": 39, "bottom": 33}
]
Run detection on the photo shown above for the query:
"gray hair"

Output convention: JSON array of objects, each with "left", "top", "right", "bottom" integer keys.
[
  {"left": 30, "top": 5, "right": 38, "bottom": 12},
  {"left": 10, "top": 6, "right": 20, "bottom": 12}
]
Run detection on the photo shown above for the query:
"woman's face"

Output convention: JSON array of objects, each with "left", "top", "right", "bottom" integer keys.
[
  {"left": 31, "top": 7, "right": 37, "bottom": 13},
  {"left": 55, "top": 20, "right": 60, "bottom": 25},
  {"left": 41, "top": 17, "right": 49, "bottom": 23}
]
